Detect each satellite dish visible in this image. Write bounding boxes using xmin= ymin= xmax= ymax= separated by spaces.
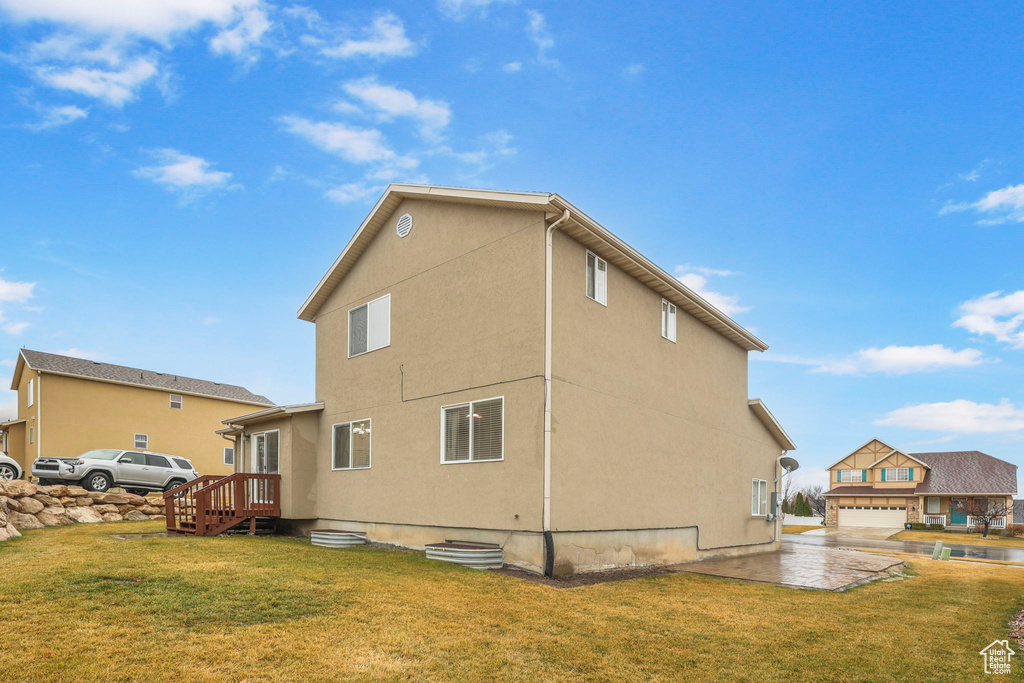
xmin=780 ymin=456 xmax=800 ymax=473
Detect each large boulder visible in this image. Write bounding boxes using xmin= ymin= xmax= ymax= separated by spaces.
xmin=147 ymin=514 xmax=165 ymax=521
xmin=121 ymin=493 xmax=147 ymax=505
xmin=115 ymin=505 xmax=135 ymax=515
xmin=122 ymin=510 xmax=149 ymax=521
xmin=100 ymin=512 xmax=123 ymax=522
xmin=93 ymin=504 xmax=119 ymax=514
xmin=75 ymin=497 xmax=95 ymax=507
xmin=36 ymin=507 xmax=71 ymax=526
xmin=34 ymin=494 xmax=62 ymax=507
xmin=137 ymin=505 xmax=163 ymax=515
xmin=92 ymin=493 xmax=129 ymax=505
xmin=66 ymin=507 xmax=104 ymax=524
xmin=60 ymin=497 xmax=77 ymax=507
xmin=18 ymin=497 xmax=44 ymax=515
xmin=38 ymin=484 xmax=69 ymax=498
xmin=9 ymin=511 xmax=44 ymax=530
xmin=0 ymin=523 xmax=21 ymax=542
xmin=2 ymin=480 xmax=37 ymax=498
xmin=0 ymin=496 xmax=21 ymax=513
xmin=66 ymin=486 xmax=90 ymax=497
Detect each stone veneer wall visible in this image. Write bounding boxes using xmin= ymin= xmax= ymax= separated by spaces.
xmin=825 ymin=498 xmax=838 ymax=526
xmin=0 ymin=480 xmax=165 ymax=542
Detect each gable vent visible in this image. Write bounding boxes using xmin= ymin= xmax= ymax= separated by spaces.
xmin=396 ymin=213 xmax=413 ymax=238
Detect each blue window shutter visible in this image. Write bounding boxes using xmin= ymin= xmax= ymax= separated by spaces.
xmin=836 ymin=470 xmax=841 ymax=482
xmin=909 ymin=467 xmax=914 ymax=481
xmin=862 ymin=469 xmax=867 ymax=482
xmin=881 ymin=469 xmax=886 ymax=482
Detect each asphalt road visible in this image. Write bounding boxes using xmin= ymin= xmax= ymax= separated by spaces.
xmin=784 ymin=533 xmax=1024 ymax=563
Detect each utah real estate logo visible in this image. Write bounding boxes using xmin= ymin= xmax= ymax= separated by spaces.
xmin=980 ymin=640 xmax=1015 ymax=675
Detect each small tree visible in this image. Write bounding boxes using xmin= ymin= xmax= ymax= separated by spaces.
xmin=804 ymin=484 xmax=827 ymax=524
xmin=957 ymin=497 xmax=1011 ymax=538
xmin=796 ymin=494 xmax=813 ymax=517
xmin=781 ymin=498 xmax=790 ymax=514
xmin=793 ymin=492 xmax=805 ymax=516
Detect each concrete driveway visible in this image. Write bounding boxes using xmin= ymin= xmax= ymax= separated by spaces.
xmin=801 ymin=526 xmax=900 ymax=541
xmin=787 ymin=531 xmax=1024 ymax=563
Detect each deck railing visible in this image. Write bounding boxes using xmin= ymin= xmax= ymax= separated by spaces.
xmin=967 ymin=515 xmax=1006 ymax=529
xmin=922 ymin=514 xmax=946 ymax=526
xmin=164 ymin=473 xmax=281 ymax=536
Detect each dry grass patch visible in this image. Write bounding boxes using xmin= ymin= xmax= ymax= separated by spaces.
xmin=1 ymin=521 xmax=1022 ymax=681
xmin=891 ymin=530 xmax=1024 ymax=549
xmin=781 ymin=525 xmax=822 ymax=534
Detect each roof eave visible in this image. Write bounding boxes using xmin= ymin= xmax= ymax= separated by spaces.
xmin=747 ymin=398 xmax=797 ymax=451
xmin=223 ymin=402 xmax=324 ymax=426
xmin=30 ymin=368 xmax=273 ymax=407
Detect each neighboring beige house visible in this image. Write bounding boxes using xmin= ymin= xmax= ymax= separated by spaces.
xmin=220 ymin=184 xmax=796 ymax=576
xmin=825 ymin=438 xmax=1017 ymax=529
xmin=0 ymin=349 xmax=274 ymax=477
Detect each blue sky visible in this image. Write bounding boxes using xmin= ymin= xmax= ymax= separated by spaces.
xmin=1 ymin=1 xmax=1023 ymax=493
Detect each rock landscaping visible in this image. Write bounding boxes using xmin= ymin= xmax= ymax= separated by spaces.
xmin=0 ymin=480 xmax=165 ymax=541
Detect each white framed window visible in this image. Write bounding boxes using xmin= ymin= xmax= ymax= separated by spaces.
xmin=169 ymin=394 xmax=183 ymax=409
xmin=751 ymin=479 xmax=768 ymax=516
xmin=585 ymin=251 xmax=607 ymax=305
xmin=885 ymin=467 xmax=910 ymax=481
xmin=926 ymin=496 xmax=940 ymax=514
xmin=223 ymin=447 xmax=235 ymax=466
xmin=252 ymin=430 xmax=280 ymax=474
xmin=661 ymin=300 xmax=677 ymax=342
xmin=27 ymin=378 xmax=34 ymax=407
xmin=332 ymin=419 xmax=372 ymax=470
xmin=441 ymin=397 xmax=504 ymax=463
xmin=839 ymin=470 xmax=863 ymax=482
xmin=348 ymin=294 xmax=391 ymax=358
xmin=134 ymin=434 xmax=148 ymax=449
xmin=29 ymin=427 xmax=34 ymax=444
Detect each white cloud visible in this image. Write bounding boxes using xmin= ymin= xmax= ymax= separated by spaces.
xmin=624 ymin=63 xmax=645 ymax=77
xmin=278 ymin=115 xmax=415 ymax=167
xmin=3 ymin=322 xmax=29 ymax=335
xmin=0 ymin=279 xmax=36 ymax=303
xmin=941 ymin=183 xmax=1024 ymax=224
xmin=958 ymin=159 xmax=991 ymax=182
xmin=209 ymin=4 xmax=271 ymax=61
xmin=674 ymin=266 xmax=748 ymax=316
xmin=438 ymin=0 xmax=512 ymax=20
xmin=25 ymin=103 xmax=88 ymax=130
xmin=953 ymin=290 xmax=1024 ymax=348
xmin=133 ymin=148 xmax=237 ymax=198
xmin=325 ymin=181 xmax=382 ymax=204
xmin=321 ymin=12 xmax=415 ymax=59
xmin=813 ymin=344 xmax=988 ymax=375
xmin=34 ymin=58 xmax=159 ymax=106
xmin=52 ymin=348 xmax=111 ymax=361
xmin=438 ymin=129 xmax=516 ymax=168
xmin=525 ymin=10 xmax=556 ymax=66
xmin=877 ymin=399 xmax=1024 ymax=434
xmin=503 ymin=61 xmax=522 ymax=72
xmin=342 ymin=77 xmax=451 ymax=140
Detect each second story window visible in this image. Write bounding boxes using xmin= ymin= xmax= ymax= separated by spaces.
xmin=662 ymin=300 xmax=677 ymax=342
xmin=27 ymin=378 xmax=34 ymax=407
xmin=883 ymin=467 xmax=910 ymax=481
xmin=134 ymin=434 xmax=148 ymax=449
xmin=169 ymin=394 xmax=183 ymax=409
xmin=586 ymin=251 xmax=607 ymax=305
xmin=838 ymin=469 xmax=863 ymax=482
xmin=349 ymin=294 xmax=391 ymax=358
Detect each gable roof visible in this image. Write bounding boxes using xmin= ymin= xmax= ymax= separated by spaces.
xmin=912 ymin=451 xmax=1017 ymax=495
xmin=748 ymin=399 xmax=797 ymax=450
xmin=867 ymin=450 xmax=931 ymax=469
xmin=825 ymin=438 xmax=900 ymax=470
xmin=297 ymin=184 xmax=768 ymax=352
xmin=14 ymin=349 xmax=273 ymax=406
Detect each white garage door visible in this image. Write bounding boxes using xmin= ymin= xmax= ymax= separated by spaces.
xmin=838 ymin=506 xmax=906 ymax=528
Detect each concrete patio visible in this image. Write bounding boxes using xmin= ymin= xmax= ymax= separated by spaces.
xmin=676 ymin=544 xmax=905 ymax=591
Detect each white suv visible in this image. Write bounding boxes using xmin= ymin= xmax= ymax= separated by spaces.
xmin=32 ymin=449 xmax=199 ymax=493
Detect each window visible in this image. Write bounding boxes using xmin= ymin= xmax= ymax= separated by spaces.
xmin=223 ymin=447 xmax=234 ymax=466
xmin=332 ymin=419 xmax=372 ymax=470
xmin=27 ymin=378 xmax=34 ymax=407
xmin=926 ymin=497 xmax=940 ymax=514
xmin=884 ymin=467 xmax=910 ymax=481
xmin=29 ymin=427 xmax=33 ymax=444
xmin=134 ymin=434 xmax=148 ymax=449
xmin=661 ymin=300 xmax=677 ymax=342
xmin=169 ymin=394 xmax=183 ymax=409
xmin=751 ymin=479 xmax=768 ymax=516
xmin=253 ymin=431 xmax=279 ymax=474
xmin=839 ymin=470 xmax=863 ymax=482
xmin=173 ymin=458 xmax=193 ymax=470
xmin=585 ymin=251 xmax=607 ymax=305
xmin=121 ymin=452 xmax=146 ymax=464
xmin=146 ymin=454 xmax=170 ymax=468
xmin=442 ymin=397 xmax=503 ymax=463
xmin=349 ymin=294 xmax=391 ymax=358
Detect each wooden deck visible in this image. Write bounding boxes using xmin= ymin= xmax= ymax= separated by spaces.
xmin=164 ymin=473 xmax=280 ymax=536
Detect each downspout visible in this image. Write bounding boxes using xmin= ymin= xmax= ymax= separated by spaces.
xmin=36 ymin=373 xmax=42 ymax=461
xmin=543 ymin=208 xmax=571 ymax=577
xmin=773 ymin=450 xmax=789 ymax=543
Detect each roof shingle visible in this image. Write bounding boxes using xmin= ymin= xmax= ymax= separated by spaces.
xmin=911 ymin=451 xmax=1017 ymax=495
xmin=21 ymin=349 xmax=273 ymax=406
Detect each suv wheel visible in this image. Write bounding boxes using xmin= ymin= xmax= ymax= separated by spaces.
xmin=164 ymin=479 xmax=186 ymax=493
xmin=0 ymin=464 xmax=17 ymax=480
xmin=84 ymin=472 xmax=113 ymax=493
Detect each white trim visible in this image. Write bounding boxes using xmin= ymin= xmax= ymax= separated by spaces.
xmin=585 ymin=251 xmax=608 ymax=306
xmin=26 ymin=378 xmax=34 ymax=407
xmin=134 ymin=433 xmax=148 ymax=449
xmin=440 ymin=396 xmax=505 ymax=464
xmin=222 ymin=402 xmax=324 ymax=426
xmin=747 ymin=399 xmax=797 ymax=451
xmin=839 ymin=469 xmax=864 ymax=483
xmin=169 ymin=393 xmax=183 ymax=409
xmin=331 ymin=418 xmax=372 ymax=470
xmin=250 ymin=428 xmax=281 ymax=474
xmin=884 ymin=467 xmax=910 ymax=482
xmin=347 ymin=293 xmax=391 ymax=359
xmin=868 ymin=450 xmax=930 ymax=469
xmin=752 ymin=479 xmax=768 ymax=516
xmin=661 ymin=299 xmax=677 ymax=342
xmin=825 ymin=438 xmax=899 ymax=470
xmin=223 ymin=446 xmax=235 ymax=466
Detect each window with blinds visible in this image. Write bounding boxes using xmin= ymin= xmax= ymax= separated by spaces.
xmin=442 ymin=397 xmax=503 ymax=463
xmin=661 ymin=300 xmax=677 ymax=342
xmin=169 ymin=394 xmax=183 ymax=409
xmin=586 ymin=251 xmax=607 ymax=305
xmin=349 ymin=294 xmax=390 ymax=358
xmin=333 ymin=419 xmax=372 ymax=469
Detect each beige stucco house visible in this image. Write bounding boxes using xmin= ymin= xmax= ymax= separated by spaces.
xmin=1 ymin=349 xmax=273 ymax=477
xmin=825 ymin=438 xmax=1017 ymax=529
xmin=220 ymin=184 xmax=796 ymax=576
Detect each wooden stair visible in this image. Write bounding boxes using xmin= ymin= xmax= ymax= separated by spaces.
xmin=164 ymin=473 xmax=281 ymax=536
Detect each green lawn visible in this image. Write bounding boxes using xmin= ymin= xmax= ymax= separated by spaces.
xmin=891 ymin=530 xmax=1024 ymax=549
xmin=1 ymin=522 xmax=1022 ymax=682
